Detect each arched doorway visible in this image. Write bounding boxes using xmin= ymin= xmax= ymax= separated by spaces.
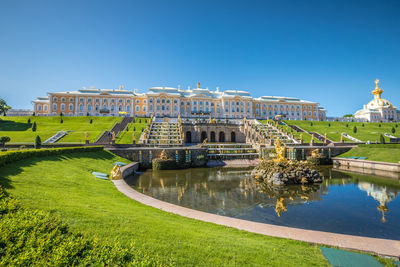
xmin=185 ymin=131 xmax=192 ymax=143
xmin=210 ymin=131 xmax=216 ymax=142
xmin=219 ymin=131 xmax=225 ymax=142
xmin=201 ymin=131 xmax=207 ymax=142
xmin=231 ymin=131 xmax=236 ymax=142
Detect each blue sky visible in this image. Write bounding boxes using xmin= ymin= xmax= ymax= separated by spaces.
xmin=0 ymin=0 xmax=399 ymax=116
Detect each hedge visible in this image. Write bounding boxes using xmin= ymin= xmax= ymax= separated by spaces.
xmin=358 ymin=144 xmax=400 ymax=149
xmin=0 ymin=146 xmax=104 ymax=168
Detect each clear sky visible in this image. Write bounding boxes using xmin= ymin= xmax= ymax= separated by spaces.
xmin=0 ymin=0 xmax=399 ymax=116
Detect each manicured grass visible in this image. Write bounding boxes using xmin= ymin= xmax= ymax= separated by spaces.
xmin=285 ymin=120 xmax=399 ymax=143
xmin=116 ymin=117 xmax=150 ymax=144
xmin=0 ymin=116 xmax=121 ymax=143
xmin=0 ymin=150 xmax=330 ymax=266
xmin=338 ymin=145 xmax=400 ymax=163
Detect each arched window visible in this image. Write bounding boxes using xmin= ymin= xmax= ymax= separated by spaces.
xmin=37 ymin=105 xmax=42 ymax=111
xmin=88 ymin=105 xmax=92 ymax=111
xmin=111 ymin=105 xmax=115 ymax=111
xmin=185 ymin=131 xmax=192 ymax=143
xmin=69 ymin=104 xmax=73 ymax=111
xmin=79 ymin=104 xmax=83 ymax=112
xmin=201 ymin=131 xmax=207 ymax=142
xmin=210 ymin=131 xmax=216 ymax=142
xmin=119 ymin=105 xmax=122 ymax=111
xmin=127 ymin=105 xmax=130 ymax=112
xmin=231 ymin=131 xmax=236 ymax=142
xmin=219 ymin=132 xmax=225 ymax=142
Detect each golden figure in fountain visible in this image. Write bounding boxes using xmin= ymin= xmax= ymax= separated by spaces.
xmin=274 ymin=137 xmax=287 ymax=163
xmin=111 ymin=165 xmax=122 ymax=180
xmin=275 ymin=197 xmax=287 ymax=217
xmin=159 ymin=149 xmax=168 ymax=160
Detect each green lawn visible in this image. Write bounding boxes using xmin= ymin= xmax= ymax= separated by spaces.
xmin=0 ymin=116 xmax=121 ymax=144
xmin=116 ymin=117 xmax=150 ymax=144
xmin=0 ymin=150 xmax=331 ymax=266
xmin=338 ymin=144 xmax=400 ymax=163
xmin=284 ymin=120 xmax=399 ymax=143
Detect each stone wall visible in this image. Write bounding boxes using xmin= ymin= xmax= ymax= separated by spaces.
xmin=108 ymin=147 xmax=208 ymax=170
xmin=182 ymin=123 xmax=245 ymax=143
xmin=333 ymin=158 xmax=400 ymax=174
xmin=259 ymin=146 xmax=352 ymax=161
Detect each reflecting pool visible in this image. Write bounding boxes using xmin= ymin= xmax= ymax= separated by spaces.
xmin=125 ymin=167 xmax=400 ymax=240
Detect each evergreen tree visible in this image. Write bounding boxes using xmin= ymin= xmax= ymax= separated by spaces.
xmin=379 ymin=124 xmax=381 ymax=127
xmin=60 ymin=118 xmax=63 ymax=124
xmin=353 ymin=126 xmax=357 ymax=133
xmin=328 ymin=123 xmax=331 ymax=127
xmin=392 ymin=127 xmax=396 ymax=134
xmin=90 ymin=119 xmax=93 ymax=124
xmin=27 ymin=118 xmax=31 ymax=124
xmin=362 ymin=123 xmax=364 ymax=127
xmin=346 ymin=123 xmax=348 ymax=127
xmin=0 ymin=136 xmax=11 ymax=149
xmin=310 ymin=122 xmax=313 ymax=126
xmin=34 ymin=135 xmax=41 ymax=149
xmin=31 ymin=122 xmax=37 ymax=132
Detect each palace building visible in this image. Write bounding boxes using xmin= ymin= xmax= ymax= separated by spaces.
xmin=32 ymin=83 xmax=326 ymax=120
xmin=354 ymin=79 xmax=399 ymax=122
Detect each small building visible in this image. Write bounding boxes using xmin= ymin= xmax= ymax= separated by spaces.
xmin=6 ymin=109 xmax=33 ymax=116
xmin=354 ymin=79 xmax=399 ymax=122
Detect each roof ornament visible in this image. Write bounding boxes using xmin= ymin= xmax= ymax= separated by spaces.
xmin=90 ymin=86 xmax=95 ymax=89
xmin=371 ymin=78 xmax=383 ymax=99
xmin=197 ymin=82 xmax=200 ymax=88
xmin=216 ymin=87 xmax=219 ymax=92
xmin=119 ymin=85 xmax=124 ymax=90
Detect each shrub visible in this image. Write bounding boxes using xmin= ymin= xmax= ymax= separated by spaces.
xmin=31 ymin=122 xmax=37 ymax=132
xmin=379 ymin=134 xmax=385 ymax=144
xmin=60 ymin=112 xmax=63 ymax=116
xmin=362 ymin=123 xmax=364 ymax=127
xmin=0 ymin=187 xmax=164 ymax=266
xmin=391 ymin=127 xmax=395 ymax=134
xmin=353 ymin=126 xmax=357 ymax=134
xmin=34 ymin=135 xmax=41 ymax=149
xmin=379 ymin=124 xmax=381 ymax=128
xmin=310 ymin=122 xmax=313 ymax=126
xmin=0 ymin=136 xmax=11 ymax=148
xmin=60 ymin=118 xmax=63 ymax=124
xmin=346 ymin=124 xmax=348 ymax=127
xmin=0 ymin=146 xmax=104 ymax=168
xmin=90 ymin=119 xmax=93 ymax=124
xmin=27 ymin=118 xmax=31 ymax=124
xmin=328 ymin=123 xmax=331 ymax=127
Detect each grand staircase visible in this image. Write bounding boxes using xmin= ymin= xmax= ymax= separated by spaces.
xmin=95 ymin=117 xmax=133 ymax=144
xmin=145 ymin=119 xmax=183 ymax=147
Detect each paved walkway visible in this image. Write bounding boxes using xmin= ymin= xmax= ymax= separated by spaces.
xmin=113 ymin=179 xmax=400 ymax=257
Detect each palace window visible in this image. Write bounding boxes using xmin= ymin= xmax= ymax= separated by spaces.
xmin=162 ymin=105 xmax=165 ymax=111
xmin=127 ymin=105 xmax=130 ymax=112
xmin=174 ymin=100 xmax=177 ymax=104
xmin=136 ymin=99 xmax=139 ymax=104
xmin=149 ymin=98 xmax=153 ymax=103
xmin=225 ymin=108 xmax=228 ymax=112
xmin=69 ymin=104 xmax=73 ymax=111
xmin=181 ymin=102 xmax=184 ymax=105
xmin=95 ymin=105 xmax=99 ymax=111
xmin=69 ymin=98 xmax=74 ymax=102
xmin=162 ymin=99 xmax=165 ymax=104
xmin=88 ymin=98 xmax=92 ymax=103
xmin=37 ymin=105 xmax=41 ymax=111
xmin=187 ymin=102 xmax=190 ymax=105
xmin=206 ymin=101 xmax=209 ymax=105
xmin=53 ymin=104 xmax=57 ymax=110
xmin=149 ymin=105 xmax=153 ymax=111
xmin=194 ymin=101 xmax=197 ymax=105
xmin=135 ymin=106 xmax=139 ymax=112
xmin=174 ymin=106 xmax=178 ymax=111
xmin=103 ymin=99 xmax=107 ymax=104
xmin=157 ymin=105 xmax=160 ymax=111
xmin=53 ymin=97 xmax=58 ymax=102
xmin=181 ymin=107 xmax=184 ymax=113
xmin=79 ymin=105 xmax=83 ymax=112
xmin=61 ymin=97 xmax=66 ymax=102
xmin=200 ymin=101 xmax=203 ymax=105
xmin=103 ymin=105 xmax=107 ymax=110
xmin=166 ymin=99 xmax=170 ymax=104
xmin=157 ymin=99 xmax=160 ymax=103
xmin=88 ymin=105 xmax=92 ymax=111
xmin=211 ymin=103 xmax=214 ymax=107
xmin=95 ymin=99 xmax=99 ymax=103
xmin=143 ymin=100 xmax=147 ymax=104
xmin=119 ymin=99 xmax=123 ymax=103
xmin=111 ymin=105 xmax=115 ymax=111
xmin=119 ymin=105 xmax=123 ymax=111
xmin=186 ymin=107 xmax=190 ymax=113
xmin=127 ymin=100 xmax=130 ymax=104
xmin=143 ymin=106 xmax=146 ymax=112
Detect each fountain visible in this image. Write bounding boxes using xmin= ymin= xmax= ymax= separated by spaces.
xmin=252 ymin=137 xmax=322 ymax=185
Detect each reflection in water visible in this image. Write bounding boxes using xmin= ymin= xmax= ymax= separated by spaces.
xmin=358 ymin=182 xmax=398 ymax=223
xmin=127 ymin=167 xmax=400 ymax=239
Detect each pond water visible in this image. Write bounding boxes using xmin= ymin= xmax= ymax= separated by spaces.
xmin=126 ymin=167 xmax=400 ymax=240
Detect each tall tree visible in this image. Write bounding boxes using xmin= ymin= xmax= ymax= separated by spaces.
xmin=0 ymin=99 xmax=11 ymax=116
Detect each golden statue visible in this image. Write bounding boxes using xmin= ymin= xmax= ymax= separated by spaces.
xmin=274 ymin=137 xmax=286 ymax=163
xmin=340 ymin=134 xmax=344 ymax=142
xmin=202 ymin=138 xmax=208 ymax=145
xmin=132 ymin=132 xmax=136 ymax=142
xmin=377 ymin=203 xmax=388 ymax=223
xmin=299 ymin=133 xmax=303 ymax=142
xmin=112 ymin=131 xmax=116 ymax=141
xmin=197 ymin=82 xmax=200 ymax=88
xmin=111 ymin=165 xmax=122 ymax=180
xmin=311 ymin=133 xmax=314 ymax=142
xmin=159 ymin=149 xmax=168 ymax=160
xmin=324 ymin=133 xmax=327 ymax=143
xmin=85 ymin=131 xmax=89 ymax=141
xmin=311 ymin=148 xmax=321 ymax=158
xmin=275 ymin=197 xmax=287 ymax=217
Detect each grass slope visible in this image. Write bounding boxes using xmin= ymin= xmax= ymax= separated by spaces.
xmin=285 ymin=120 xmax=399 ymax=143
xmin=116 ymin=117 xmax=150 ymax=144
xmin=338 ymin=145 xmax=400 ymax=163
xmin=0 ymin=150 xmax=329 ymax=266
xmin=0 ymin=116 xmax=121 ymax=143
xmin=259 ymin=120 xmax=317 ymax=143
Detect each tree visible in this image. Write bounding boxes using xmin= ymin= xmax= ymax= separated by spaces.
xmin=362 ymin=123 xmax=364 ymax=127
xmin=34 ymin=135 xmax=41 ymax=149
xmin=0 ymin=136 xmax=11 ymax=149
xmin=379 ymin=124 xmax=381 ymax=128
xmin=60 ymin=112 xmax=63 ymax=117
xmin=27 ymin=118 xmax=31 ymax=124
xmin=392 ymin=127 xmax=396 ymax=134
xmin=346 ymin=124 xmax=348 ymax=127
xmin=0 ymin=99 xmax=11 ymax=116
xmin=310 ymin=122 xmax=313 ymax=126
xmin=31 ymin=122 xmax=37 ymax=132
xmin=90 ymin=119 xmax=93 ymax=124
xmin=379 ymin=134 xmax=385 ymax=144
xmin=60 ymin=118 xmax=63 ymax=124
xmin=353 ymin=126 xmax=357 ymax=134
xmin=328 ymin=123 xmax=331 ymax=127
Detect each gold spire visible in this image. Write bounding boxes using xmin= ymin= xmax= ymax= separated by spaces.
xmin=371 ymin=78 xmax=383 ymax=99
xmin=197 ymin=82 xmax=200 ymax=88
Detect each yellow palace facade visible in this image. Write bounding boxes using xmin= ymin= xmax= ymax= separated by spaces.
xmin=32 ymin=83 xmax=326 ymax=120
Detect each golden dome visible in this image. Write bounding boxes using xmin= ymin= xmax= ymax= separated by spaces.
xmin=367 ymin=79 xmax=393 ymax=109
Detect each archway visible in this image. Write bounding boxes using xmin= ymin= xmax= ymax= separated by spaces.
xmin=210 ymin=131 xmax=216 ymax=142
xmin=185 ymin=131 xmax=192 ymax=143
xmin=231 ymin=131 xmax=236 ymax=142
xmin=201 ymin=131 xmax=207 ymax=142
xmin=219 ymin=131 xmax=225 ymax=142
